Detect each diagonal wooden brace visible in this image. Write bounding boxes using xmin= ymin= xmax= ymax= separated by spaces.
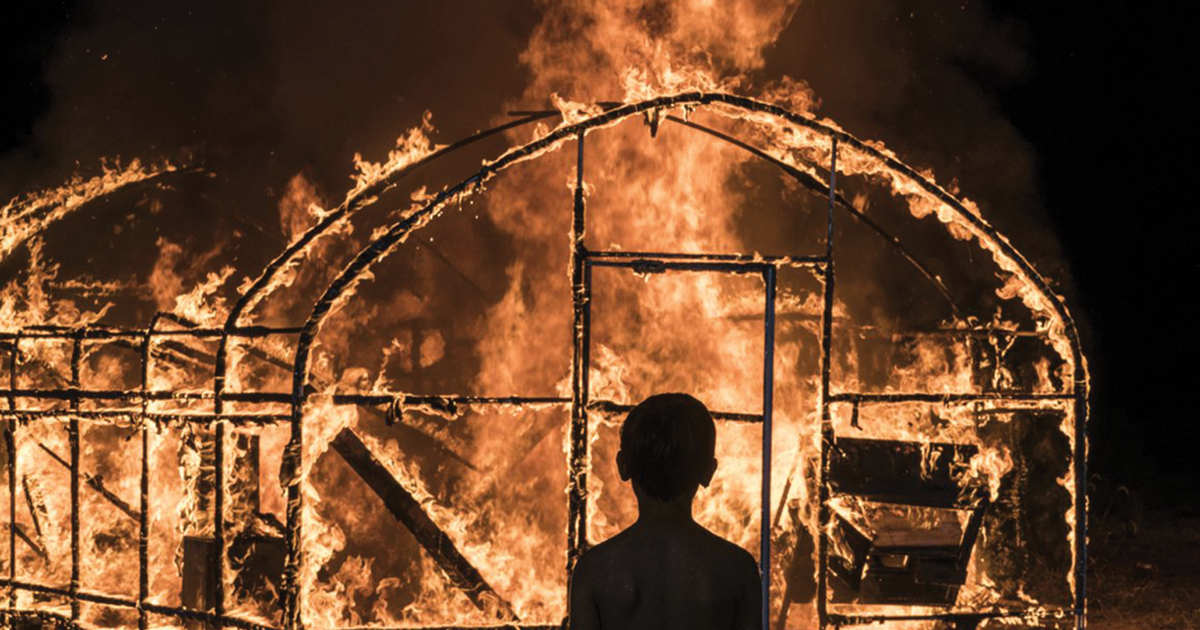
xmin=330 ymin=428 xmax=518 ymax=622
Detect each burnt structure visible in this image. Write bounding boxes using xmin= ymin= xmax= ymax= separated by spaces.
xmin=0 ymin=93 xmax=1087 ymax=630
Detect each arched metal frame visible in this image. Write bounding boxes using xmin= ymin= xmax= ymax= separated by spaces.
xmin=0 ymin=92 xmax=1087 ymax=630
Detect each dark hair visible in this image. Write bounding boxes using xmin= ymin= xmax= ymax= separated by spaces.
xmin=620 ymin=393 xmax=716 ymax=501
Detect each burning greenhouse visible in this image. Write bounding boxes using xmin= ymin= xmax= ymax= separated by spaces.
xmin=0 ymin=2 xmax=1097 ymax=629
xmin=0 ymin=90 xmax=1086 ymax=630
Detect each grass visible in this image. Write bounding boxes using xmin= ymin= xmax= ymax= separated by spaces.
xmin=1087 ymin=476 xmax=1200 ymax=630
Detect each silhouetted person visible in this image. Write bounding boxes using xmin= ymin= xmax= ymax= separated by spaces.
xmin=569 ymin=393 xmax=761 ymax=630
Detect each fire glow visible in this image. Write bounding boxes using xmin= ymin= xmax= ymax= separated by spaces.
xmin=1 ymin=6 xmax=1085 ymax=630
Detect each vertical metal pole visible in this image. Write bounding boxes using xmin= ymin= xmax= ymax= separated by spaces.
xmin=1075 ymin=389 xmax=1088 ymax=630
xmin=138 ymin=320 xmax=155 ymax=630
xmin=69 ymin=335 xmax=82 ymax=621
xmin=761 ymin=266 xmax=776 ymax=630
xmin=213 ymin=420 xmax=227 ymax=620
xmin=5 ymin=335 xmax=17 ymax=409
xmin=4 ymin=420 xmax=13 ymax=611
xmin=567 ymin=131 xmax=591 ymax=574
xmin=285 ymin=348 xmax=306 ymax=630
xmin=213 ymin=326 xmax=231 ymax=622
xmin=817 ymin=136 xmax=837 ymax=630
xmin=6 ymin=334 xmax=18 ymax=611
xmin=283 ymin=428 xmax=301 ymax=629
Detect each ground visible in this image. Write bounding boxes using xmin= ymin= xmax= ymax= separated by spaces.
xmin=1087 ymin=474 xmax=1200 ymax=630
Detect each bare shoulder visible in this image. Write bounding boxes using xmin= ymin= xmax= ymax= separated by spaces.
xmin=569 ymin=542 xmax=610 ymax=630
xmin=699 ymin=528 xmax=759 ymax=574
xmin=570 ymin=543 xmax=603 ymax=585
xmin=573 ymin=529 xmax=633 ymax=577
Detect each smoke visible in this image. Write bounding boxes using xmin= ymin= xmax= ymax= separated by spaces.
xmin=0 ymin=0 xmax=1068 ymax=307
xmin=759 ymin=1 xmax=1062 ymax=272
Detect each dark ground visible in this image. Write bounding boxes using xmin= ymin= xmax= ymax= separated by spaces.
xmin=1088 ymin=475 xmax=1200 ymax=629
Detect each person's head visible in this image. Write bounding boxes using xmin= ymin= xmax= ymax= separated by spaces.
xmin=616 ymin=393 xmax=718 ymax=503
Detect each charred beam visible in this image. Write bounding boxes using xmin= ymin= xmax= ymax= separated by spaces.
xmin=586 ymin=249 xmax=822 ymax=266
xmin=587 ymin=398 xmax=762 ymax=423
xmin=155 ymin=339 xmax=219 ymax=367
xmin=36 ymin=441 xmax=140 ymax=520
xmin=4 ymin=420 xmax=14 ymax=609
xmin=0 ymin=409 xmax=292 ymax=425
xmin=138 ymin=316 xmax=155 ymax=630
xmin=0 ymin=579 xmax=280 ymax=630
xmin=0 ymin=324 xmax=300 ymax=342
xmin=330 ymin=428 xmax=518 ymax=622
xmin=3 ymin=523 xmax=47 ymax=560
xmin=345 ymin=393 xmax=569 ymax=407
xmin=567 ymin=131 xmax=591 ymax=570
xmin=68 ymin=336 xmax=81 ymax=622
xmin=0 ymin=388 xmax=283 ymax=402
xmin=825 ymin=611 xmax=1032 ymax=626
xmin=829 ymin=392 xmax=1075 ymax=404
xmin=21 ymin=476 xmax=48 ymax=546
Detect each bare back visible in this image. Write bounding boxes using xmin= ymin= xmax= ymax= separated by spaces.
xmin=568 ymin=520 xmax=761 ymax=630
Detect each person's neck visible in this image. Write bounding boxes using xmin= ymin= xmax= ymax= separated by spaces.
xmin=632 ymin=485 xmax=698 ymax=527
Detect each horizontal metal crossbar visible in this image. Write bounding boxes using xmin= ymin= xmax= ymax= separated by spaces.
xmin=3 ymin=389 xmax=1076 ymax=416
xmin=0 ymin=579 xmax=277 ymax=630
xmin=825 ymin=609 xmax=1071 ymax=625
xmin=586 ymin=249 xmax=826 ymax=267
xmin=337 ymin=393 xmax=571 ymax=407
xmin=0 ymin=388 xmax=289 ymax=402
xmin=587 ymin=399 xmax=762 ymax=423
xmin=587 ymin=257 xmax=779 ymax=275
xmin=0 ymin=409 xmax=292 ymax=424
xmin=828 ymin=392 xmax=1077 ymax=404
xmin=326 ymin=626 xmax=563 ymax=630
xmin=2 ymin=389 xmax=575 ymax=408
xmin=0 ymin=325 xmax=301 ymax=342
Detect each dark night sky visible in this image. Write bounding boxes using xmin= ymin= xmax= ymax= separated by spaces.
xmin=987 ymin=3 xmax=1197 ymax=494
xmin=1 ymin=1 xmax=1195 ymax=496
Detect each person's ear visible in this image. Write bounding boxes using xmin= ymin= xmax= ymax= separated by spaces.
xmin=617 ymin=450 xmax=631 ymax=481
xmin=699 ymin=457 xmax=717 ymax=487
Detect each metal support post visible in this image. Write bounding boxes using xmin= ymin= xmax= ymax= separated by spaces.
xmin=567 ymin=131 xmax=592 ymax=573
xmin=817 ymin=136 xmax=837 ymax=629
xmin=761 ymin=266 xmax=776 ymax=630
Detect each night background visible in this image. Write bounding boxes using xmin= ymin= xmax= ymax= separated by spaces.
xmin=2 ymin=0 xmax=1196 ymax=626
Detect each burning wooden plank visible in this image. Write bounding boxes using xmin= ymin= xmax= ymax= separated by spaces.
xmin=827 ymin=437 xmax=980 ymax=509
xmin=36 ymin=441 xmax=140 ymax=520
xmin=329 ymin=427 xmax=518 ymax=622
xmin=824 ymin=437 xmax=992 ymax=606
xmin=3 ymin=522 xmax=47 ymax=560
xmin=21 ymin=475 xmax=49 ymax=547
